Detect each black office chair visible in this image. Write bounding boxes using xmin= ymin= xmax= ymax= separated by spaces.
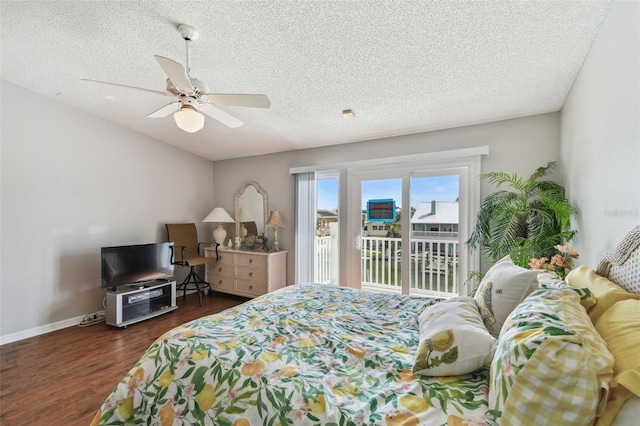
xmin=166 ymin=223 xmax=218 ymax=306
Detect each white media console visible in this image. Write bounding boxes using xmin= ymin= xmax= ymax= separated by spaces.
xmin=105 ymin=279 xmax=177 ymax=327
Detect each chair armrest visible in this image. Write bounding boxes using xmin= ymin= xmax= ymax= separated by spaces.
xmin=200 ymin=242 xmax=220 ymax=260
xmin=197 ymin=242 xmax=216 ymax=255
xmin=171 ymin=245 xmax=188 ymax=266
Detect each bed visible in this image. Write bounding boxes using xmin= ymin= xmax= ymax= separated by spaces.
xmin=92 ymin=226 xmax=640 ymax=426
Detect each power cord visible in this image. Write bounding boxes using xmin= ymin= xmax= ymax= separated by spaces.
xmin=79 ymin=311 xmax=105 ymax=327
xmin=78 ymin=297 xmax=107 ymax=327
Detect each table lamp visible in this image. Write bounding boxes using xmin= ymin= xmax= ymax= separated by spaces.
xmin=203 ymin=207 xmax=235 ymax=245
xmin=266 ymin=210 xmax=285 ymax=251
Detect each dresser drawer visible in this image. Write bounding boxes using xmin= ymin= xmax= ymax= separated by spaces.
xmin=236 ymin=266 xmax=266 ymax=281
xmin=212 ymin=262 xmax=235 ymax=277
xmin=211 ymin=276 xmax=234 ymax=292
xmin=217 ymin=252 xmax=236 ymax=265
xmin=236 ymin=279 xmax=266 ymax=296
xmin=236 ymin=254 xmax=267 ymax=268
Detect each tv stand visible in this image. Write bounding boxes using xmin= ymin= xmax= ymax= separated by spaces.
xmin=105 ymin=280 xmax=177 ymax=328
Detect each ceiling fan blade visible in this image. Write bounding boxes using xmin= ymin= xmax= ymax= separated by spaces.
xmin=203 ymin=93 xmax=271 ymax=109
xmin=154 ymin=55 xmax=194 ymax=94
xmin=148 ymin=102 xmax=180 ymax=118
xmin=200 ymin=104 xmax=244 ymax=128
xmin=81 ymin=79 xmax=172 ymax=97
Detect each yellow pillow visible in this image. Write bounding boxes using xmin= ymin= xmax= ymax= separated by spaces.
xmin=595 ymin=299 xmax=640 ymax=426
xmin=566 ymin=266 xmax=640 ymax=323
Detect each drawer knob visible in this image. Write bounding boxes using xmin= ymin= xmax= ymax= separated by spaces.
xmin=249 ymin=259 xmax=253 ymax=264
xmin=249 ymin=285 xmax=253 ymax=290
xmin=218 ymin=280 xmax=222 ymax=284
xmin=249 ymin=272 xmax=253 ymax=277
xmin=218 ymin=267 xmax=222 ymax=272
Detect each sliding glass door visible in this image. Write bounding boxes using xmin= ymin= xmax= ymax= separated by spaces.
xmin=350 ymin=167 xmax=467 ymax=297
xmin=408 ymin=172 xmax=462 ymax=297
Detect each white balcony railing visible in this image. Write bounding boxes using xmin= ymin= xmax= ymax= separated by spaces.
xmin=315 ymin=235 xmax=459 ymax=297
xmin=314 ymin=235 xmax=332 ymax=284
xmin=410 ymin=230 xmax=459 ymax=239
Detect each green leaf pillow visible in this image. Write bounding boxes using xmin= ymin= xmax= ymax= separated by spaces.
xmin=538 ymin=275 xmax=596 ymax=311
xmin=488 ymin=288 xmax=614 ymax=425
xmin=413 ymin=297 xmax=497 ymax=376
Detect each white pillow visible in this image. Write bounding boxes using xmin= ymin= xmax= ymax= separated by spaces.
xmin=473 ymin=255 xmax=538 ymax=337
xmin=611 ymin=396 xmax=640 ymax=426
xmin=412 ymin=297 xmax=497 ymax=376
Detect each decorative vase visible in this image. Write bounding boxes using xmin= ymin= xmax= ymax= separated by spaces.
xmin=244 ymin=235 xmax=256 ymax=249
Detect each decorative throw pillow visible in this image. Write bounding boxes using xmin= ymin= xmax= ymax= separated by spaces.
xmin=607 ymin=248 xmax=640 ymax=295
xmin=413 ymin=297 xmax=497 ymax=376
xmin=473 ymin=255 xmax=538 ymax=337
xmin=609 ymin=396 xmax=640 ymax=426
xmin=489 ymin=288 xmax=614 ymax=426
xmin=538 ymin=276 xmax=597 ymax=311
xmin=594 ymin=299 xmax=640 ymax=426
xmin=566 ymin=265 xmax=640 ymax=323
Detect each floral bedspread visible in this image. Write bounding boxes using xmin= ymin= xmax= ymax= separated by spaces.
xmin=94 ymin=284 xmax=490 ymax=425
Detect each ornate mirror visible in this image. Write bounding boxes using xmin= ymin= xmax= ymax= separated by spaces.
xmin=234 ymin=181 xmax=268 ymax=240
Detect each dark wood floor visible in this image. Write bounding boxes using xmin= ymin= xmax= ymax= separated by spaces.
xmin=0 ymin=291 xmax=247 ymax=426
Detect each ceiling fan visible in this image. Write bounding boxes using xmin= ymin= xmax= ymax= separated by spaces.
xmin=82 ymin=24 xmax=270 ymax=133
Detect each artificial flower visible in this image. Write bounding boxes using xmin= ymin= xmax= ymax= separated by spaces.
xmin=555 ymin=243 xmax=579 ymax=259
xmin=529 ymin=243 xmax=579 ymax=279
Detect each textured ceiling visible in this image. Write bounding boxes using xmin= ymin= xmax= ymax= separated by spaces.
xmin=1 ymin=1 xmax=612 ymax=161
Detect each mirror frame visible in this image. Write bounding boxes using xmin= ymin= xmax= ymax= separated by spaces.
xmin=234 ymin=181 xmax=268 ymax=240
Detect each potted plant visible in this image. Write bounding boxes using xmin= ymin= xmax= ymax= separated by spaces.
xmin=466 ymin=162 xmax=577 ymax=273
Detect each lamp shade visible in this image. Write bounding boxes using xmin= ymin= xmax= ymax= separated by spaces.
xmin=266 ymin=210 xmax=285 ymax=227
xmin=203 ymin=207 xmax=235 ymax=223
xmin=174 ymin=106 xmax=205 ymax=133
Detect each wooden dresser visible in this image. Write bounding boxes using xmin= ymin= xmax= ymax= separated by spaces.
xmin=204 ymin=247 xmax=287 ymax=298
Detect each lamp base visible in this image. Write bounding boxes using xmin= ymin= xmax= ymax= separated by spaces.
xmin=271 ymin=228 xmax=280 ymax=252
xmin=213 ymin=224 xmax=227 ymax=245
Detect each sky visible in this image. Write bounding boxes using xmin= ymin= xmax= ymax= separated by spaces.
xmin=317 ymin=175 xmax=459 ymax=210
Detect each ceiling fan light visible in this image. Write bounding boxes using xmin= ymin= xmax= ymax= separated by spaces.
xmin=174 ymin=107 xmax=204 ymax=133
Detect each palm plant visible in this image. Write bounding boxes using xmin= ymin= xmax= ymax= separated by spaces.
xmin=466 ymin=162 xmax=577 ymax=268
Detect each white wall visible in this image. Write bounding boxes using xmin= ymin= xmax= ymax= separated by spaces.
xmin=561 ymin=0 xmax=640 ymax=267
xmin=0 ymin=81 xmax=216 ymax=341
xmin=213 ymin=112 xmax=561 ymax=282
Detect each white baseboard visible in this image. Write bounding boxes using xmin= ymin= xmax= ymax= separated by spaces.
xmin=0 ymin=287 xmax=200 ymax=345
xmin=0 ymin=309 xmax=107 ymax=346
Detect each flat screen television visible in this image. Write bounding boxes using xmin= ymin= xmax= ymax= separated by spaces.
xmin=101 ymin=242 xmax=174 ymax=289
